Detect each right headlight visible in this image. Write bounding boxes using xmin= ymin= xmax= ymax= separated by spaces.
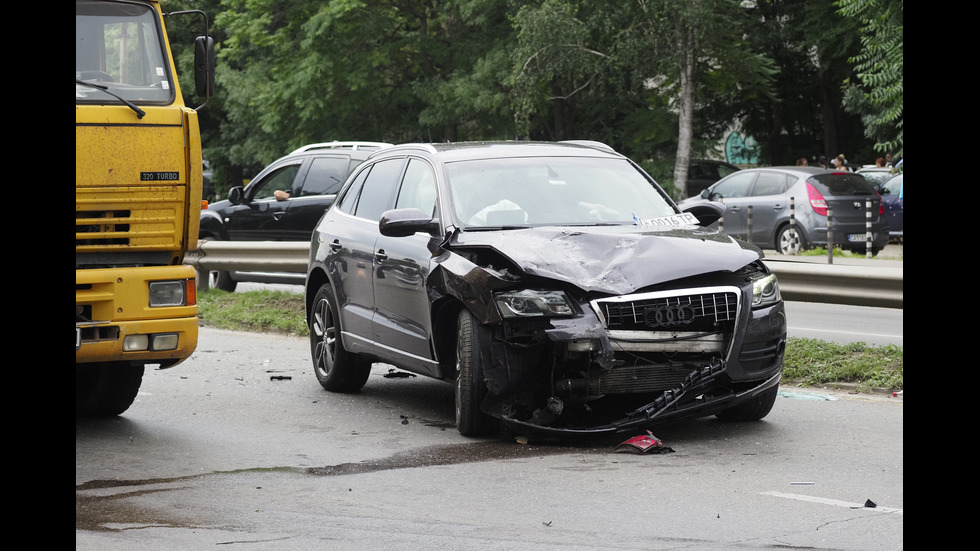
xmin=493 ymin=289 xmax=576 ymax=318
xmin=750 ymin=272 xmax=781 ymax=308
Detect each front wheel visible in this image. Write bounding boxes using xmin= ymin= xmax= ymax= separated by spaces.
xmin=455 ymin=309 xmax=498 ymax=436
xmin=309 ymin=284 xmax=371 ymax=392
xmin=76 ymin=362 xmax=145 ymax=416
xmin=776 ymin=225 xmax=806 ymax=255
xmin=716 ymin=385 xmax=778 ymax=422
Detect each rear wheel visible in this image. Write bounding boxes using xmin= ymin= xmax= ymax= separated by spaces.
xmin=309 ymin=284 xmax=371 ymax=392
xmin=455 ymin=309 xmax=497 ymax=436
xmin=717 ymin=385 xmax=778 ymax=422
xmin=776 ymin=225 xmax=806 ymax=255
xmin=76 ymin=362 xmax=145 ymax=416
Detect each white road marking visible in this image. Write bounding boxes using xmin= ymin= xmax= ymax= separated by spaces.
xmin=762 ymin=491 xmax=903 ymax=514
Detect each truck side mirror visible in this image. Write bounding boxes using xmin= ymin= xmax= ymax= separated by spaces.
xmin=194 ymin=36 xmax=215 ymax=98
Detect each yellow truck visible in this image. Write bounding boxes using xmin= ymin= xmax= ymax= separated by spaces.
xmin=76 ymin=0 xmax=214 ymax=415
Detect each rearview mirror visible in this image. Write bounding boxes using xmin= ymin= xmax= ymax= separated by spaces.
xmin=194 ymin=36 xmax=216 ymax=98
xmin=680 ymin=201 xmax=727 ymax=227
xmin=379 ymin=208 xmax=440 ymax=237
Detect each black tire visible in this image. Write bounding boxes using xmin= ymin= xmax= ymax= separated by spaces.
xmin=716 ymin=385 xmax=778 ymax=422
xmin=210 ymin=269 xmax=237 ymax=292
xmin=776 ymin=225 xmax=806 ymax=255
xmin=455 ymin=309 xmax=497 ymax=436
xmin=76 ymin=362 xmax=145 ymax=416
xmin=309 ymin=284 xmax=371 ymax=392
xmin=199 ymin=236 xmax=237 ymax=292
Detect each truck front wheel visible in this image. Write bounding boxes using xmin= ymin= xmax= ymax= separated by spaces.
xmin=76 ymin=362 xmax=145 ymax=416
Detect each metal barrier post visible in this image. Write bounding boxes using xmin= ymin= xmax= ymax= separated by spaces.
xmin=747 ymin=205 xmax=753 ymax=243
xmin=788 ymin=197 xmax=797 ymax=255
xmin=718 ymin=198 xmax=724 ymax=234
xmin=865 ymin=199 xmax=873 ymax=259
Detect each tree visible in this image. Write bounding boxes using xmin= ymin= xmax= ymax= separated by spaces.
xmin=838 ymin=0 xmax=903 ymax=155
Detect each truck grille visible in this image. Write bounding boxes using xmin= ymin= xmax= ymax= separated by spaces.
xmin=75 ymin=186 xmax=186 ymax=251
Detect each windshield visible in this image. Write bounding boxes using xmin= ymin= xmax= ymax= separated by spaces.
xmin=75 ymin=0 xmax=174 ymax=104
xmin=808 ymin=172 xmax=877 ymax=196
xmin=446 ymin=156 xmax=677 ymax=229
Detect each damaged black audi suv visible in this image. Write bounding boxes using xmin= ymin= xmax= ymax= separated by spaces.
xmin=304 ymin=141 xmax=786 ymax=438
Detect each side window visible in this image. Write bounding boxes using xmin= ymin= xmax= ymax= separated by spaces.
xmin=717 ymin=165 xmax=739 ymax=179
xmin=395 ymin=159 xmax=438 ymax=216
xmin=711 ymin=171 xmax=755 ymax=199
xmin=300 ymin=156 xmax=352 ymax=196
xmin=335 ymin=166 xmax=369 ymax=215
xmin=251 ymin=164 xmax=301 ymax=200
xmin=352 ymin=158 xmax=404 ymax=221
xmin=751 ymin=172 xmax=787 ymax=196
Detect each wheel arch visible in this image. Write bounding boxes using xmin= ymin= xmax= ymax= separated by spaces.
xmin=774 ymin=220 xmax=809 ymax=250
xmin=431 ymin=297 xmax=466 ymax=380
xmin=305 ymin=266 xmax=331 ymax=323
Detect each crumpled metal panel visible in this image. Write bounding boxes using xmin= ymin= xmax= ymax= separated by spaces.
xmin=449 ymin=225 xmax=762 ymax=295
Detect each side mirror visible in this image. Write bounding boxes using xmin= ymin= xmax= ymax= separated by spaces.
xmin=194 ymin=36 xmax=215 ymax=98
xmin=681 ymin=201 xmax=726 ymax=227
xmin=379 ymin=208 xmax=440 ymax=237
xmin=228 ymin=186 xmax=244 ymax=205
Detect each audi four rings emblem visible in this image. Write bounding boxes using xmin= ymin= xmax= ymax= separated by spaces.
xmin=643 ymin=304 xmax=696 ymax=328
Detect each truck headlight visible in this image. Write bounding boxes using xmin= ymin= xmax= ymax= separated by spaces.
xmin=750 ymin=273 xmax=781 ymax=308
xmin=494 ymin=289 xmax=575 ymax=318
xmin=149 ymin=280 xmax=186 ymax=307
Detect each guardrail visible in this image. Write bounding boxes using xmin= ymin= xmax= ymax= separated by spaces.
xmin=186 ymin=240 xmax=903 ymax=309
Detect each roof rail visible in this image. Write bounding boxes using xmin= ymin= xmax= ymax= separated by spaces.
xmin=290 ymin=141 xmax=393 ymax=154
xmin=372 ymin=143 xmax=438 ymax=155
xmin=559 ymin=140 xmax=615 ymax=152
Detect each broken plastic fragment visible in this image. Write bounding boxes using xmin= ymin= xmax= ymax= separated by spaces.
xmin=615 ymin=431 xmax=675 ymax=454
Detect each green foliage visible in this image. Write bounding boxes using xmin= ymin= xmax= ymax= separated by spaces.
xmin=837 ymin=0 xmax=903 ymax=155
xmin=199 ymin=289 xmax=309 ymax=335
xmin=182 ymin=0 xmax=901 ymax=188
xmin=783 ymin=337 xmax=903 ymax=391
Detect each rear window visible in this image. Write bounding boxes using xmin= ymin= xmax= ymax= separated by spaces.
xmin=808 ymin=173 xmax=877 ymax=196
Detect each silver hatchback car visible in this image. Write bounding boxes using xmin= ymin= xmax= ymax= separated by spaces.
xmin=678 ymin=166 xmax=889 ymax=255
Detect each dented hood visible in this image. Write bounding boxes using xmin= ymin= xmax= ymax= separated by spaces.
xmin=449 ymin=225 xmax=762 ymax=295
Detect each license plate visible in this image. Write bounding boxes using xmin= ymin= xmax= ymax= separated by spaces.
xmin=76 ymin=327 xmax=81 ymax=350
xmin=847 ymin=234 xmax=868 ymax=242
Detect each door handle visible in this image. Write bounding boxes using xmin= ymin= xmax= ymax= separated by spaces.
xmin=375 ymin=249 xmax=388 ymax=263
xmin=329 ymin=239 xmax=341 ymax=251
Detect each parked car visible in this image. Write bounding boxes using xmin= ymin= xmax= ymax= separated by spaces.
xmin=677 ymin=166 xmax=889 ymax=256
xmin=200 ymin=141 xmax=392 ymax=290
xmin=877 ymin=173 xmax=903 ymax=242
xmin=855 ymin=166 xmax=893 ymax=186
xmin=686 ymin=159 xmax=741 ymax=197
xmin=305 ymin=141 xmax=786 ymax=439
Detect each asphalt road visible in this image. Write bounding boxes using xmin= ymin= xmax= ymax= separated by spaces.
xmin=76 ymin=326 xmax=904 ymax=551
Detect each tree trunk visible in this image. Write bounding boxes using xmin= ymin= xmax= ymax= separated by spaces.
xmin=672 ymin=25 xmax=696 ymax=199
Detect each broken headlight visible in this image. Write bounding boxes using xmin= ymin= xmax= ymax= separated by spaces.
xmin=750 ymin=272 xmax=782 ymax=308
xmin=493 ymin=289 xmax=575 ymax=318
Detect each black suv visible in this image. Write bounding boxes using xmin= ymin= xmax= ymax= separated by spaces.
xmin=200 ymin=142 xmax=392 ymax=290
xmin=305 ymin=141 xmax=786 ymax=439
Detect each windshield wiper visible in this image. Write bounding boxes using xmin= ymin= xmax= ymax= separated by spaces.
xmin=76 ymin=79 xmax=146 ymax=119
